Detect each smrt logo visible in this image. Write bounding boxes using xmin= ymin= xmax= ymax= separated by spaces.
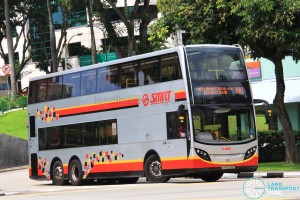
xmin=142 ymin=90 xmax=172 ymax=106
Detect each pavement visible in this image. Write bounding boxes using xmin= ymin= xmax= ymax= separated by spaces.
xmin=222 ymin=171 xmax=300 ymax=179
xmin=0 ymin=165 xmax=28 ymax=173
xmin=0 ymin=166 xmax=299 ymax=196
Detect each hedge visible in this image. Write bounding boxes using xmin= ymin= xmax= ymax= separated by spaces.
xmin=0 ymin=95 xmax=27 ymax=112
xmin=258 ymin=130 xmax=300 ymax=162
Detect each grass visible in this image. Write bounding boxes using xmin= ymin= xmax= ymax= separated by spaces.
xmin=256 ymin=115 xmax=269 ymax=131
xmin=258 ymin=162 xmax=300 ymax=171
xmin=0 ymin=109 xmax=28 ymax=140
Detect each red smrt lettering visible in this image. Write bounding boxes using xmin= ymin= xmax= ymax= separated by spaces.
xmin=150 ymin=90 xmax=172 ymax=105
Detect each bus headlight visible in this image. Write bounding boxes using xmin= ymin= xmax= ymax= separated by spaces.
xmin=244 ymin=146 xmax=257 ymax=160
xmin=195 ymin=148 xmax=211 ymax=161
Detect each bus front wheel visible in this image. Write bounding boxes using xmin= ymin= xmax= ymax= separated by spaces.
xmin=52 ymin=160 xmax=67 ymax=185
xmin=69 ymin=159 xmax=83 ymax=186
xmin=144 ymin=155 xmax=170 ymax=183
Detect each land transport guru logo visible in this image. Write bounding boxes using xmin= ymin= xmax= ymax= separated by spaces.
xmin=243 ymin=178 xmax=300 ymax=199
xmin=243 ymin=178 xmax=265 ymax=199
xmin=142 ymin=90 xmax=171 ymax=106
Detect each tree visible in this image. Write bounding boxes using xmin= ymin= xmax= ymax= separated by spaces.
xmin=86 ymin=0 xmax=97 ymax=64
xmin=33 ymin=0 xmax=81 ymax=73
xmin=1 ymin=0 xmax=34 ymax=96
xmin=4 ymin=0 xmax=17 ymax=99
xmin=235 ymin=0 xmax=300 ymax=163
xmin=93 ymin=0 xmax=158 ymax=58
xmin=0 ymin=0 xmax=43 ymax=90
xmin=152 ymin=0 xmax=300 ymax=163
xmin=149 ymin=0 xmax=239 ymax=48
xmin=46 ymin=0 xmax=59 ymax=72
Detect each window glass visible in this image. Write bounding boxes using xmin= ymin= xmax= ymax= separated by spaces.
xmin=83 ymin=122 xmax=101 ymax=146
xmin=63 ymin=72 xmax=80 ymax=98
xmin=121 ymin=62 xmax=138 ymax=88
xmin=64 ymin=124 xmax=82 ymax=147
xmin=39 ymin=126 xmax=62 ymax=150
xmin=166 ymin=111 xmax=187 ymax=139
xmin=102 ymin=121 xmax=118 ymax=145
xmin=38 ymin=120 xmax=117 ymax=150
xmin=97 ymin=66 xmax=119 ymax=92
xmin=47 ymin=76 xmax=63 ymax=101
xmin=0 ymin=83 xmax=8 ymax=90
xmin=139 ymin=57 xmax=159 ymax=85
xmin=193 ymin=108 xmax=255 ymax=143
xmin=28 ymin=80 xmax=38 ymax=104
xmin=81 ymin=69 xmax=96 ymax=95
xmin=37 ymin=79 xmax=48 ymax=103
xmin=161 ymin=54 xmax=182 ymax=82
xmin=187 ymin=47 xmax=247 ymax=81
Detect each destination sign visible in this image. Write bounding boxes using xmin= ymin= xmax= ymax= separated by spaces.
xmin=196 ymin=86 xmax=245 ymax=96
xmin=192 ymin=82 xmax=251 ymax=104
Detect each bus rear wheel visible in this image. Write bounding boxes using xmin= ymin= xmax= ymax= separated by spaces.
xmin=69 ymin=159 xmax=83 ymax=186
xmin=200 ymin=172 xmax=223 ymax=182
xmin=52 ymin=160 xmax=67 ymax=185
xmin=144 ymin=155 xmax=170 ymax=183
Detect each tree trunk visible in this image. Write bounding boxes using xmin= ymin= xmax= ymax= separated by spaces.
xmin=273 ymin=57 xmax=298 ymax=163
xmin=46 ymin=0 xmax=58 ymax=72
xmin=139 ymin=20 xmax=149 ymax=54
xmin=4 ymin=0 xmax=17 ymax=100
xmin=86 ymin=0 xmax=97 ymax=64
xmin=127 ymin=21 xmax=135 ymax=56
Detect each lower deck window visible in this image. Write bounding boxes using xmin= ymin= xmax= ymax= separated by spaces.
xmin=38 ymin=120 xmax=117 ymax=150
xmin=166 ymin=111 xmax=188 ymax=139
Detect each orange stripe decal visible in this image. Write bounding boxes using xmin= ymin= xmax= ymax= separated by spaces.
xmin=56 ymin=97 xmax=139 ymax=117
xmin=174 ymin=90 xmax=186 ymax=100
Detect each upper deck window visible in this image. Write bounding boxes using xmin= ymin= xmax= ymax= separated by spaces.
xmin=187 ymin=47 xmax=247 ymax=81
xmin=97 ymin=66 xmax=119 ymax=92
xmin=81 ymin=69 xmax=96 ymax=95
xmin=28 ymin=52 xmax=182 ymax=104
xmin=63 ymin=72 xmax=81 ymax=98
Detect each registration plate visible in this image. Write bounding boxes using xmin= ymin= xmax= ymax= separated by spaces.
xmin=221 ymin=165 xmax=235 ymax=170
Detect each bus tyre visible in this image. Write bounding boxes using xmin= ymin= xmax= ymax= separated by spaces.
xmin=69 ymin=159 xmax=83 ymax=186
xmin=200 ymin=172 xmax=223 ymax=182
xmin=52 ymin=160 xmax=67 ymax=185
xmin=144 ymin=155 xmax=170 ymax=183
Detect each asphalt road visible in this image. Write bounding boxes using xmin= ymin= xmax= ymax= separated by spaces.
xmin=1 ymin=169 xmax=300 ymax=200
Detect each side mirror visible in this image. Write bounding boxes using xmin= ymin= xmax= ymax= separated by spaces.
xmin=254 ymin=99 xmax=271 ymax=124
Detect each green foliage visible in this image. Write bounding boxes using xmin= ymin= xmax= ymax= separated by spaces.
xmin=258 ymin=130 xmax=300 ymax=162
xmin=0 ymin=95 xmax=27 ymax=112
xmin=235 ymin=0 xmax=300 ymax=61
xmin=150 ymin=0 xmax=240 ymax=48
xmin=148 ymin=19 xmax=171 ymax=50
xmin=258 ymin=130 xmax=300 ymax=147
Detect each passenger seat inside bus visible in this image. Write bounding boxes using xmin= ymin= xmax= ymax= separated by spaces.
xmin=138 ymin=71 xmax=145 ymax=86
xmin=196 ymin=132 xmax=215 ymax=141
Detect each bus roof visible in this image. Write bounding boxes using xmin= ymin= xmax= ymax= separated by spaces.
xmin=29 ymin=45 xmax=185 ymax=82
xmin=186 ymin=44 xmax=241 ymax=49
xmin=29 ymin=44 xmax=241 ymax=82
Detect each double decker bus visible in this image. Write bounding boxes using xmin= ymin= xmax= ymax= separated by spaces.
xmin=28 ymin=44 xmax=263 ymax=185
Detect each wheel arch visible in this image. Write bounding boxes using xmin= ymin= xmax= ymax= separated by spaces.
xmin=69 ymin=156 xmax=82 ymax=169
xmin=50 ymin=157 xmax=63 ymax=180
xmin=143 ymin=150 xmax=160 ymax=174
